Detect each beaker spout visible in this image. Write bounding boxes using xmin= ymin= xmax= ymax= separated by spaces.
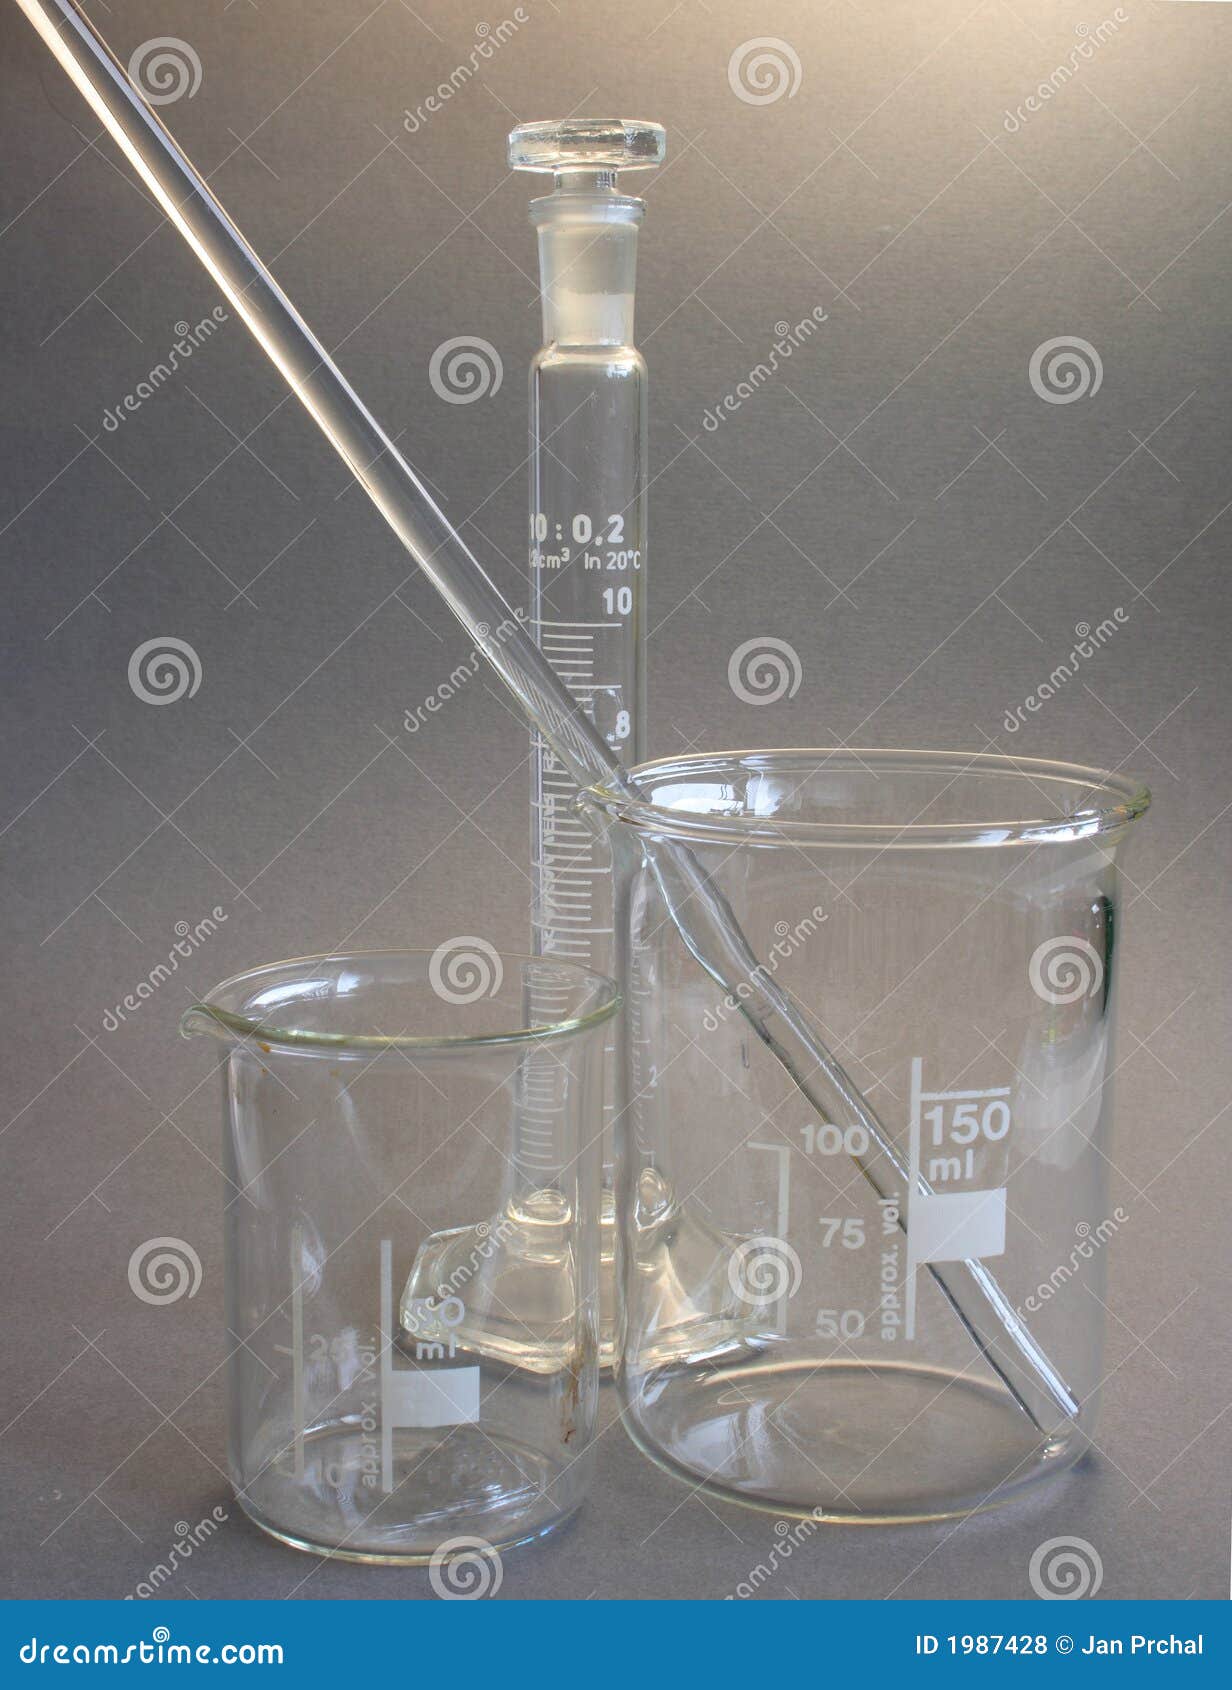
xmin=179 ymin=1005 xmax=222 ymax=1042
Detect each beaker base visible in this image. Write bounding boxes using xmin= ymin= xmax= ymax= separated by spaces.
xmin=621 ymin=1355 xmax=1087 ymax=1524
xmin=237 ymin=1500 xmax=577 ymax=1567
xmin=237 ymin=1420 xmax=585 ymax=1564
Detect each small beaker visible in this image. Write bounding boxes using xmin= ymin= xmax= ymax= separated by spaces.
xmin=584 ymin=750 xmax=1149 ymax=1522
xmin=182 ymin=949 xmax=618 ymax=1563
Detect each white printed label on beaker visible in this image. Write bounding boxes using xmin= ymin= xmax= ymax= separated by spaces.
xmin=383 ymin=1366 xmax=480 ymax=1429
xmin=908 ymin=1187 xmax=1007 ymax=1266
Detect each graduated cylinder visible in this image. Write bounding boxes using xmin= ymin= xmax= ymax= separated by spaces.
xmin=515 ymin=122 xmax=664 ymax=1358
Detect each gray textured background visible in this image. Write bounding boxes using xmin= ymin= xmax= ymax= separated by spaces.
xmin=2 ymin=0 xmax=1229 ymax=1601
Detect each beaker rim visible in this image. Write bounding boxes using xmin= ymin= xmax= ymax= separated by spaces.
xmin=181 ymin=948 xmax=620 ymax=1054
xmin=582 ymin=748 xmax=1151 ymax=850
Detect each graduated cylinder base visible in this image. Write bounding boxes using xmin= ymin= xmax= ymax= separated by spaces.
xmin=237 ymin=1419 xmax=586 ymax=1565
xmin=621 ymin=1356 xmax=1086 ymax=1525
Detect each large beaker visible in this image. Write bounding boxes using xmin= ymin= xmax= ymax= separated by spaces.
xmin=586 ymin=750 xmax=1149 ymax=1522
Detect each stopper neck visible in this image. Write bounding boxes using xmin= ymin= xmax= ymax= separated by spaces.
xmin=531 ymin=190 xmax=643 ymax=347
